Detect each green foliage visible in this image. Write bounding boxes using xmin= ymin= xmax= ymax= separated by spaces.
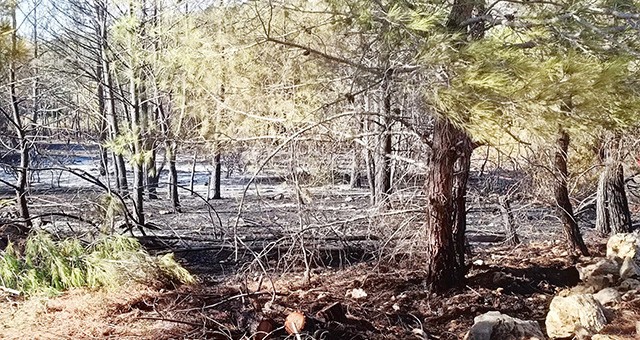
xmin=99 ymin=194 xmax=125 ymax=233
xmin=430 ymin=25 xmax=640 ymax=147
xmin=0 ymin=233 xmax=194 ymax=296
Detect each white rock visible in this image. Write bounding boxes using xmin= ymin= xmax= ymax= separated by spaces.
xmin=576 ymin=259 xmax=620 ymax=289
xmin=346 ymin=288 xmax=367 ymax=299
xmin=606 ymin=232 xmax=640 ymax=263
xmin=593 ymin=288 xmax=621 ymax=307
xmin=545 ymin=294 xmax=608 ymax=339
xmin=619 ymin=256 xmax=640 ymax=280
xmin=464 ymin=311 xmax=544 ymax=340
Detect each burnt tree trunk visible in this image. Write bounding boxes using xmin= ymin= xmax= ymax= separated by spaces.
xmin=350 ymin=147 xmax=362 ymax=188
xmin=363 ymin=99 xmax=376 ymax=205
xmin=146 ymin=147 xmax=160 ymax=199
xmin=97 ymin=0 xmax=128 ymax=196
xmin=554 ymin=129 xmax=589 ymax=255
xmin=452 ymin=133 xmax=473 ymax=272
xmin=212 ymin=152 xmax=222 ymax=200
xmin=9 ymin=6 xmax=31 ymax=230
xmin=596 ymin=162 xmax=632 ymax=235
xmin=424 ymin=117 xmax=471 ymax=291
xmin=168 ymin=143 xmax=180 ymax=211
xmin=96 ymin=62 xmax=109 ymax=177
xmin=499 ymin=196 xmax=520 ymax=246
xmin=423 ymin=0 xmax=481 ymax=290
xmin=350 ymin=117 xmax=364 ymax=188
xmin=158 ymin=98 xmax=180 ymax=212
xmin=373 ymin=71 xmax=393 ymax=206
xmin=189 ymin=152 xmax=197 ymax=195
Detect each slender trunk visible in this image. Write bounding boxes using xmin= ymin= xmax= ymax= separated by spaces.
xmin=212 ymin=152 xmax=222 ymax=199
xmin=374 ymin=72 xmax=393 ymax=206
xmin=363 ymin=97 xmax=376 ymax=205
xmin=157 ymin=96 xmax=180 ymax=211
xmin=146 ymin=147 xmax=159 ymax=199
xmin=168 ymin=142 xmax=180 ymax=210
xmin=96 ymin=63 xmax=108 ymax=177
xmin=189 ymin=151 xmax=197 ymax=195
xmin=32 ymin=1 xmax=39 ymax=126
xmin=140 ymin=78 xmax=158 ymax=200
xmin=97 ymin=0 xmax=128 ymax=194
xmin=9 ymin=6 xmax=31 ymax=231
xmin=554 ymin=129 xmax=589 ymax=255
xmin=499 ymin=196 xmax=520 ymax=246
xmin=350 ymin=144 xmax=362 ymax=188
xmin=107 ymin=70 xmax=128 ymax=194
xmin=130 ymin=84 xmax=145 ymax=228
xmin=127 ymin=0 xmax=145 ymax=231
xmin=452 ymin=133 xmax=473 ymax=272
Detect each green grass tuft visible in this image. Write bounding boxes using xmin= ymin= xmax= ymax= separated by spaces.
xmin=0 ymin=232 xmax=194 ymax=296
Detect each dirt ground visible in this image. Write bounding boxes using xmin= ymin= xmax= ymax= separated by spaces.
xmin=1 ymin=239 xmax=638 ymax=339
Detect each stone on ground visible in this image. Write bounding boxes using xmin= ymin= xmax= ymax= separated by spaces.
xmin=607 ymin=232 xmax=640 ymax=263
xmin=464 ymin=311 xmax=544 ymax=340
xmin=545 ymin=294 xmax=607 ymax=339
xmin=593 ymin=287 xmax=622 ymax=307
xmin=619 ymin=257 xmax=640 ymax=280
xmin=576 ymin=258 xmax=620 ymax=290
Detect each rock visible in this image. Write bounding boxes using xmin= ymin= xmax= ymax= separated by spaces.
xmin=545 ymin=294 xmax=608 ymax=339
xmin=621 ymin=289 xmax=639 ymax=301
xmin=564 ymin=285 xmax=597 ymax=295
xmin=464 ymin=311 xmax=544 ymax=340
xmin=606 ymin=232 xmax=640 ymax=263
xmin=576 ymin=259 xmax=620 ymax=290
xmin=593 ymin=288 xmax=621 ymax=307
xmin=346 ymin=288 xmax=367 ymax=299
xmin=618 ymin=278 xmax=640 ymax=291
xmin=619 ymin=257 xmax=640 ymax=280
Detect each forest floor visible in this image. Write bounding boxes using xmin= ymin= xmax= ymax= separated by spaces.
xmin=0 ymin=143 xmax=639 ymax=339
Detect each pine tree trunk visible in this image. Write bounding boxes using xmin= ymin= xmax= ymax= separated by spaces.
xmin=146 ymin=148 xmax=159 ymax=199
xmin=374 ymin=72 xmax=393 ymax=206
xmin=96 ymin=62 xmax=109 ymax=177
xmin=499 ymin=196 xmax=520 ymax=246
xmin=9 ymin=6 xmax=31 ymax=231
xmin=424 ymin=117 xmax=466 ymax=291
xmin=554 ymin=129 xmax=589 ymax=255
xmin=596 ymin=163 xmax=632 ymax=235
xmin=189 ymin=152 xmax=197 ymax=195
xmin=158 ymin=98 xmax=180 ymax=211
xmin=168 ymin=142 xmax=180 ymax=211
xmin=350 ymin=145 xmax=361 ymax=188
xmin=423 ymin=0 xmax=484 ymax=292
xmin=97 ymin=0 xmax=128 ymax=196
xmin=452 ymin=133 xmax=473 ymax=272
xmin=212 ymin=152 xmax=222 ymax=199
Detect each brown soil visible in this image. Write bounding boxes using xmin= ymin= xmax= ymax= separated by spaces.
xmin=1 ymin=240 xmax=637 ymax=340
